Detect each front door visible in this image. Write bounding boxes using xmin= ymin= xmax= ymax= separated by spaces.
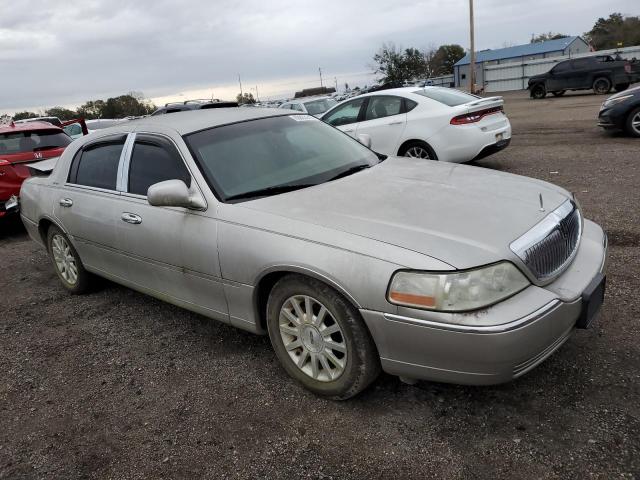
xmin=111 ymin=133 xmax=228 ymax=322
xmin=321 ymin=97 xmax=366 ymax=138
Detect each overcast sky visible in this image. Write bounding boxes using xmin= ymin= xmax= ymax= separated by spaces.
xmin=0 ymin=0 xmax=637 ymax=114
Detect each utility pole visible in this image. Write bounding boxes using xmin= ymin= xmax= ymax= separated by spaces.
xmin=238 ymin=74 xmax=243 ymax=99
xmin=255 ymin=85 xmax=259 ymax=102
xmin=334 ymin=77 xmax=338 ymax=92
xmin=319 ymin=67 xmax=323 ymax=88
xmin=469 ymin=0 xmax=476 ymax=94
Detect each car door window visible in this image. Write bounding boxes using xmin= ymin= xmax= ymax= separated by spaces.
xmin=322 ymin=98 xmax=365 ymax=127
xmin=290 ymin=103 xmax=304 ymax=112
xmin=127 ymin=135 xmax=191 ymax=196
xmin=364 ymin=96 xmax=403 ymax=121
xmin=551 ymin=62 xmax=570 ymax=73
xmin=68 ymin=137 xmax=125 ymax=190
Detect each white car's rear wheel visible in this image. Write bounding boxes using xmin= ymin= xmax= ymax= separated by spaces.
xmin=400 ymin=141 xmax=437 ymax=160
xmin=47 ymin=226 xmax=92 ymax=294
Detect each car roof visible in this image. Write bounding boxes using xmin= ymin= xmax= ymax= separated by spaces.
xmin=0 ymin=121 xmax=62 ymax=134
xmin=128 ymin=107 xmax=298 ymax=135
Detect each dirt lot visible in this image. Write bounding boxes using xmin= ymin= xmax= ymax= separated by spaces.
xmin=1 ymin=89 xmax=639 ymax=480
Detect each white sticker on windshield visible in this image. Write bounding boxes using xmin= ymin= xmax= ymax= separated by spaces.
xmin=289 ymin=115 xmax=316 ymax=122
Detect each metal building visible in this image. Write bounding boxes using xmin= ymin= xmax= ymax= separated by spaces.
xmin=454 ymin=36 xmax=590 ymax=90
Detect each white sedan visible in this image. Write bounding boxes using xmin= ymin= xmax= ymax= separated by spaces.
xmin=320 ymin=87 xmax=512 ymax=163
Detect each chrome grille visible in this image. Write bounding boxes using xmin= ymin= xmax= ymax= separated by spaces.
xmin=510 ymin=200 xmax=582 ymax=281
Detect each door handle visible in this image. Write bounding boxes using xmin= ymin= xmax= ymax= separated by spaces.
xmin=343 ymin=129 xmax=355 ymax=133
xmin=387 ymin=121 xmax=403 ymax=125
xmin=59 ymin=198 xmax=73 ymax=207
xmin=121 ymin=212 xmax=142 ymax=224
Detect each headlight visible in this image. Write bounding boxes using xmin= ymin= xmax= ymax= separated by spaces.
xmin=603 ymin=95 xmax=633 ymax=108
xmin=388 ymin=262 xmax=530 ymax=312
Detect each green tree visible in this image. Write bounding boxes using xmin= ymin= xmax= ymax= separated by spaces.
xmin=531 ymin=32 xmax=569 ymax=43
xmin=45 ymin=107 xmax=77 ymax=120
xmin=430 ymin=44 xmax=465 ymax=76
xmin=585 ymin=13 xmax=640 ymax=49
xmin=236 ymin=92 xmax=256 ymax=104
xmin=76 ymin=100 xmax=106 ymax=119
xmin=372 ymin=43 xmax=431 ymax=84
xmin=12 ymin=111 xmax=40 ymax=121
xmin=100 ymin=94 xmax=156 ymax=118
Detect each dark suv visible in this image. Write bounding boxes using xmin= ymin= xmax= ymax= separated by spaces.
xmin=528 ymin=55 xmax=640 ymax=99
xmin=151 ymin=99 xmax=238 ymax=115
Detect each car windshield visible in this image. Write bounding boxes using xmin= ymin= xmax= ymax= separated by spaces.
xmin=413 ymin=88 xmax=480 ymax=106
xmin=184 ymin=115 xmax=380 ymax=201
xmin=303 ymin=98 xmax=338 ymax=115
xmin=0 ymin=129 xmax=71 ymax=155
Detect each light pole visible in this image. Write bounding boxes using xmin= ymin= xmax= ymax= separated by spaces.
xmin=319 ymin=67 xmax=324 ymax=88
xmin=469 ymin=0 xmax=476 ymax=94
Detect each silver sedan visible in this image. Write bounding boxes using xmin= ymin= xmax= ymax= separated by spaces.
xmin=19 ymin=108 xmax=607 ymax=399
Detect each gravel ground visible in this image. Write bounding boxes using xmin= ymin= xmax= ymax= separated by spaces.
xmin=1 ymin=89 xmax=639 ymax=480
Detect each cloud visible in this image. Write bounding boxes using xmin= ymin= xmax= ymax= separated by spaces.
xmin=1 ymin=0 xmax=637 ymax=113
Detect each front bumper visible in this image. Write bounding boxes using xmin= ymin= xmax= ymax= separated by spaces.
xmin=360 ymin=219 xmax=607 ymax=385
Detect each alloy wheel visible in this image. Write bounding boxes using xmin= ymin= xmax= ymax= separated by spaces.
xmin=632 ymin=112 xmax=640 ymax=135
xmin=404 ymin=146 xmax=432 ymax=159
xmin=51 ymin=234 xmax=78 ymax=285
xmin=278 ymin=295 xmax=347 ymax=382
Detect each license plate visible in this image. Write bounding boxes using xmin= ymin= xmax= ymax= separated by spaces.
xmin=576 ymin=273 xmax=606 ymax=329
xmin=495 ymin=133 xmax=504 ymax=141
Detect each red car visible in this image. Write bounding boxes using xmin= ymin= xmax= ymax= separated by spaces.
xmin=0 ymin=121 xmax=78 ymax=217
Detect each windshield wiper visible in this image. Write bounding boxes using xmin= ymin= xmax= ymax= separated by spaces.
xmin=225 ymin=183 xmax=316 ymax=201
xmin=326 ymin=164 xmax=371 ymax=181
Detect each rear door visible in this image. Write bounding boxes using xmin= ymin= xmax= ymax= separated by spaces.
xmin=111 ymin=133 xmax=228 ymax=320
xmin=54 ymin=134 xmax=127 ymax=274
xmin=567 ymin=58 xmax=593 ymax=89
xmin=320 ymin=97 xmax=366 ymax=137
xmin=355 ymin=95 xmax=407 ymax=155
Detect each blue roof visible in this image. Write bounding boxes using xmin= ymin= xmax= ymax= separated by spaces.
xmin=454 ymin=36 xmax=581 ymax=66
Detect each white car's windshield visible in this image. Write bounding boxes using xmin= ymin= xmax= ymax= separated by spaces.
xmin=303 ymin=98 xmax=338 ymax=115
xmin=413 ymin=88 xmax=480 ymax=107
xmin=185 ymin=115 xmax=380 ymax=201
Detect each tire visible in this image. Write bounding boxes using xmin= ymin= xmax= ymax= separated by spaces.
xmin=530 ymin=84 xmax=546 ymax=99
xmin=625 ymin=107 xmax=640 ymax=138
xmin=551 ymin=90 xmax=566 ymax=97
xmin=593 ymin=77 xmax=611 ymax=95
xmin=615 ymin=83 xmax=630 ymax=93
xmin=47 ymin=225 xmax=92 ymax=294
xmin=399 ymin=141 xmax=437 ymax=160
xmin=266 ymin=274 xmax=380 ymax=400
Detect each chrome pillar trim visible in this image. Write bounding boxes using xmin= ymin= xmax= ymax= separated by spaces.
xmin=382 ymin=300 xmax=562 ymax=334
xmin=116 ymin=132 xmax=137 ymax=192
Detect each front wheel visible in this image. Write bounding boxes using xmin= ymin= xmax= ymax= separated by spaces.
xmin=266 ymin=275 xmax=380 ymax=400
xmin=625 ymin=107 xmax=640 ymax=138
xmin=47 ymin=226 xmax=92 ymax=294
xmin=530 ymin=84 xmax=546 ymax=99
xmin=593 ymin=77 xmax=611 ymax=95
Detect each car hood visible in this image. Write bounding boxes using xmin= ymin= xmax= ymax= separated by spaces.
xmin=239 ymin=157 xmax=569 ymax=269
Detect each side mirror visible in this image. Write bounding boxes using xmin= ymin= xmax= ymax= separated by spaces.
xmin=357 ymin=134 xmax=372 ymax=148
xmin=147 ymin=179 xmax=206 ymax=210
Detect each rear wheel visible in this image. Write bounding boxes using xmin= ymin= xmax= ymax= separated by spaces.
xmin=615 ymin=83 xmax=630 ymax=93
xmin=530 ymin=84 xmax=546 ymax=99
xmin=551 ymin=90 xmax=566 ymax=97
xmin=399 ymin=141 xmax=437 ymax=160
xmin=47 ymin=226 xmax=92 ymax=294
xmin=625 ymin=107 xmax=640 ymax=138
xmin=593 ymin=77 xmax=611 ymax=95
xmin=266 ymin=275 xmax=380 ymax=400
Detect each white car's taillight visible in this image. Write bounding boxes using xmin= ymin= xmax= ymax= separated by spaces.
xmin=450 ymin=106 xmax=503 ymax=125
